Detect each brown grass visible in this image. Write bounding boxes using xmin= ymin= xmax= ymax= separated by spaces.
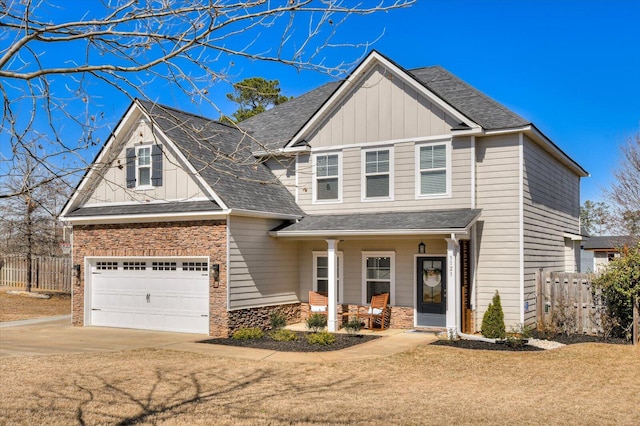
xmin=0 ymin=288 xmax=71 ymax=322
xmin=1 ymin=343 xmax=638 ymax=425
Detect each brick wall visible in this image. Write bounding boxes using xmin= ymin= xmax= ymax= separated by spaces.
xmin=72 ymin=220 xmax=228 ymax=337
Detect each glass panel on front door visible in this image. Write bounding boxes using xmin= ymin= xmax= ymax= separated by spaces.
xmin=417 ymin=257 xmax=446 ymax=325
xmin=422 ymin=259 xmax=443 ymax=304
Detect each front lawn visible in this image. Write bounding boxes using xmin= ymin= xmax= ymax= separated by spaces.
xmin=0 ymin=343 xmax=638 ymax=425
xmin=0 ymin=289 xmax=71 ymax=322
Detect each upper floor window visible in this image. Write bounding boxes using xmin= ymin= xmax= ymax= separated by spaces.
xmin=314 ymin=153 xmax=341 ymax=202
xmin=137 ymin=146 xmax=151 ymax=187
xmin=362 ymin=148 xmax=393 ymax=200
xmin=416 ymin=142 xmax=449 ymax=197
xmin=126 ymin=144 xmax=163 ymax=189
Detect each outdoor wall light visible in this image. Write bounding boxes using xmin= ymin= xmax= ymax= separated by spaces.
xmin=418 ymin=241 xmax=426 ymax=254
xmin=211 ymin=264 xmax=220 ymax=282
xmin=73 ymin=264 xmax=81 ymax=278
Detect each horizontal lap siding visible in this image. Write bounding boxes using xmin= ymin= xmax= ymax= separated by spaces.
xmin=522 ymin=135 xmax=581 ymax=324
xmin=475 ymin=134 xmax=522 ymax=327
xmin=298 ymin=239 xmax=447 ymax=308
xmin=295 ymin=138 xmax=472 ymax=214
xmin=228 ymin=216 xmax=299 ymax=310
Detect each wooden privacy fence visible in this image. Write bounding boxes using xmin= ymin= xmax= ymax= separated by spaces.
xmin=0 ymin=256 xmax=72 ymax=293
xmin=536 ymin=271 xmax=601 ymax=335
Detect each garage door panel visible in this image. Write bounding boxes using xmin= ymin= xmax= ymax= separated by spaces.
xmin=89 ymin=258 xmax=210 ymax=334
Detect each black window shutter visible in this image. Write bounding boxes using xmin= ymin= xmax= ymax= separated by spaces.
xmin=151 ymin=144 xmax=163 ymax=186
xmin=126 ymin=148 xmax=136 ymax=188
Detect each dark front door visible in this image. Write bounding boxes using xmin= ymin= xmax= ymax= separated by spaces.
xmin=416 ymin=257 xmax=446 ymax=327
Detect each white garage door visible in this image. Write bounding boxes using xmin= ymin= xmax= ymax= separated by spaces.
xmin=89 ymin=258 xmax=209 ymax=334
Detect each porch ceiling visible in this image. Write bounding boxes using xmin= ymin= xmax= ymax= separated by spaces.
xmin=269 ymin=208 xmax=481 ymax=238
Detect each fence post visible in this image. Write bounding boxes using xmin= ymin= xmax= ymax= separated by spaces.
xmin=634 ymin=295 xmax=638 ymax=346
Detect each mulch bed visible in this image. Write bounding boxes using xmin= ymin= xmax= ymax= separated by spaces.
xmin=198 ymin=331 xmax=380 ymax=352
xmin=431 ymin=332 xmax=630 ymax=352
xmin=431 ymin=339 xmax=543 ymax=351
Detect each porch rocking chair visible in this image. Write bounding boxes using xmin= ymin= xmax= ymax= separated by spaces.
xmin=308 ymin=291 xmax=328 ymax=317
xmin=357 ymin=292 xmax=390 ymax=331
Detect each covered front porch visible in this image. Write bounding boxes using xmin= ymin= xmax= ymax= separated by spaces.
xmin=270 ymin=209 xmax=480 ymax=335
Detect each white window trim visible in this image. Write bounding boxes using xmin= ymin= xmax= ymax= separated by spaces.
xmin=414 ymin=140 xmax=452 ymax=199
xmin=312 ymin=251 xmax=344 ymax=303
xmin=312 ymin=151 xmax=342 ymax=204
xmin=135 ymin=144 xmax=153 ymax=190
xmin=361 ymin=251 xmax=395 ymax=305
xmin=361 ymin=146 xmax=394 ymax=202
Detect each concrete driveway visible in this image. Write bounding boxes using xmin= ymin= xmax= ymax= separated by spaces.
xmin=1 ymin=316 xmax=437 ymax=361
xmin=0 ymin=316 xmax=207 ymax=357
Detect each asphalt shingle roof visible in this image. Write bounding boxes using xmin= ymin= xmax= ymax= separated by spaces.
xmin=138 ymin=101 xmax=304 ymax=217
xmin=582 ymin=236 xmax=637 ymax=250
xmin=408 ymin=66 xmax=530 ymax=130
xmin=239 ymin=61 xmax=530 ymax=150
xmin=239 ymin=81 xmax=341 ymax=151
xmin=273 ymin=209 xmax=481 ymax=234
xmin=66 ymin=200 xmax=221 ymax=217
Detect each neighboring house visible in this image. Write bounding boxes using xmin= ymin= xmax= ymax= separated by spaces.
xmin=60 ymin=51 xmax=588 ymax=337
xmin=581 ymin=236 xmax=636 ymax=272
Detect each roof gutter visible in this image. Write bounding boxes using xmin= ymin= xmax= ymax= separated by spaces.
xmin=269 ymin=227 xmax=472 ymax=238
xmin=62 ymin=210 xmax=230 ymax=225
xmin=227 ymin=209 xmax=303 ymax=221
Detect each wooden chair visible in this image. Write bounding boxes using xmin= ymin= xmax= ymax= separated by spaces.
xmin=308 ymin=291 xmax=328 ymax=317
xmin=357 ymin=293 xmax=390 ymax=331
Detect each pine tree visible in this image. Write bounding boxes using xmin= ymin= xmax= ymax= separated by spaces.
xmin=481 ymin=290 xmax=506 ymax=339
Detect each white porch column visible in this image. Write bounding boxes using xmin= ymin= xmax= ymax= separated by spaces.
xmin=326 ymin=239 xmax=339 ymax=332
xmin=445 ymin=235 xmax=460 ymax=334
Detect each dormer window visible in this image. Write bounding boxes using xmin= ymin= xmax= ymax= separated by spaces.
xmin=126 ymin=144 xmax=163 ymax=189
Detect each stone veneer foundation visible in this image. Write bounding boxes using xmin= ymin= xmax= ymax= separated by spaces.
xmin=301 ymin=303 xmax=415 ymax=329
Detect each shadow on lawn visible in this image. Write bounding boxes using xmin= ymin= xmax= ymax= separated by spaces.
xmin=29 ymin=357 xmax=369 ymax=425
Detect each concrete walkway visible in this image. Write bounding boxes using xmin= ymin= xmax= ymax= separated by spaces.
xmin=0 ymin=316 xmax=438 ymax=362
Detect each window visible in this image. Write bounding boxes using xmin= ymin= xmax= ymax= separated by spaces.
xmin=314 ymin=153 xmax=340 ymax=202
xmin=123 ymin=261 xmax=146 ymax=270
xmin=126 ymin=144 xmax=163 ymax=189
xmin=182 ymin=262 xmax=208 ymax=272
xmin=152 ymin=261 xmax=176 ymax=271
xmin=362 ymin=252 xmax=395 ymax=304
xmin=96 ymin=261 xmax=118 ymax=270
xmin=417 ymin=142 xmax=449 ymax=197
xmin=362 ymin=148 xmax=392 ymax=200
xmin=313 ymin=252 xmax=344 ymax=302
xmin=137 ymin=146 xmax=151 ymax=187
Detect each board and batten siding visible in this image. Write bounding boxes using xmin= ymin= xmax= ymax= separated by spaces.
xmin=306 ymin=64 xmax=459 ymax=148
xmin=293 ymin=136 xmax=473 ymax=214
xmin=298 ymin=238 xmax=447 ymax=307
xmin=86 ymin=119 xmax=207 ymax=205
xmin=522 ymin=134 xmax=581 ymax=324
xmin=227 ymin=216 xmax=300 ymax=310
xmin=474 ymin=134 xmax=522 ymax=328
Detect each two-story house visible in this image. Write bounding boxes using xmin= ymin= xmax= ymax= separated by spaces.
xmin=60 ymin=51 xmax=588 ymax=337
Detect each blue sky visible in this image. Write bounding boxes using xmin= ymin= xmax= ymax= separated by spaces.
xmin=4 ymin=0 xmax=638 ymax=204
xmin=270 ymin=0 xmax=639 ymax=204
xmin=212 ymin=0 xmax=638 ymax=204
